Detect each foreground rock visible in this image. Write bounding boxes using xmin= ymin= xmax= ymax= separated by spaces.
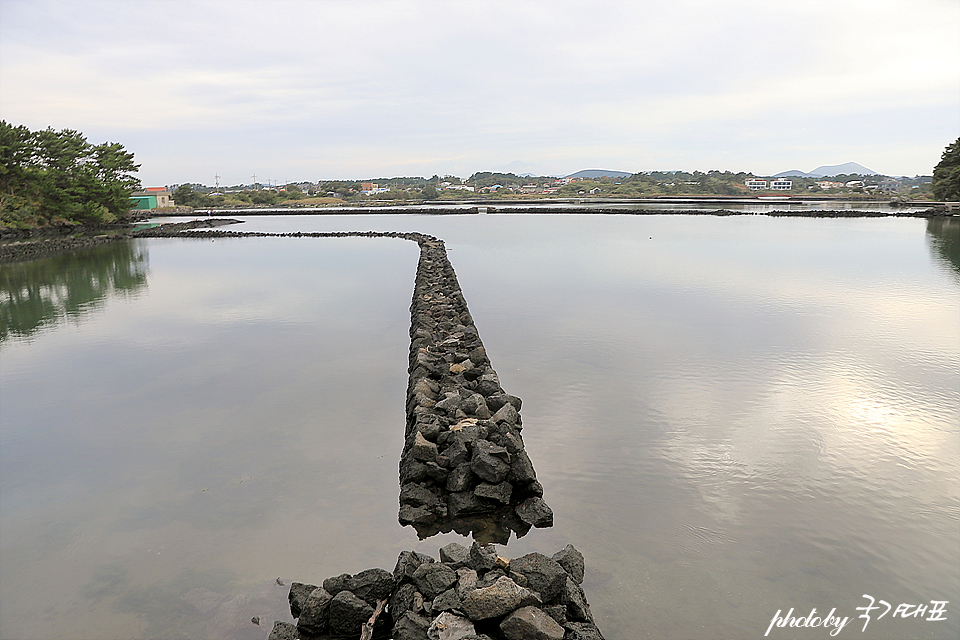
xmin=268 ymin=543 xmax=603 ymax=640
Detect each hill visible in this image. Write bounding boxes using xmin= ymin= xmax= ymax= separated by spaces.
xmin=566 ymin=169 xmax=633 ymax=179
xmin=775 ymin=162 xmax=879 ymax=178
xmin=809 ymin=162 xmax=879 ymax=177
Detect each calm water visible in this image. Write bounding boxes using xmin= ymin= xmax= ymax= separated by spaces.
xmin=1 ymin=215 xmax=958 ymax=639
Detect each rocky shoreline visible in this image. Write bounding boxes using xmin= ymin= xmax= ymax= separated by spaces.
xmin=269 ymin=542 xmax=603 ymax=640
xmin=0 ymin=218 xmax=244 ymax=264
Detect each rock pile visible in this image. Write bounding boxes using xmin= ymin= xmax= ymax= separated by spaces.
xmin=399 ymin=238 xmax=552 ymax=542
xmin=269 ymin=542 xmax=604 ymax=640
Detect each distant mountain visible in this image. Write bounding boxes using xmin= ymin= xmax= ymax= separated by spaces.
xmin=565 ymin=169 xmax=633 ymax=179
xmin=774 ymin=162 xmax=880 ymax=179
xmin=809 ymin=162 xmax=879 ymax=177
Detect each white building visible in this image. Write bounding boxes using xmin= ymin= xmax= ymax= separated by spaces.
xmin=745 ymin=179 xmax=767 ymax=191
xmin=770 ymin=178 xmax=792 ymax=191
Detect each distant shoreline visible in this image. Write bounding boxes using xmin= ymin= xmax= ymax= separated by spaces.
xmin=185 ymin=206 xmax=951 ymax=216
xmin=1 ymin=208 xmax=956 ymax=264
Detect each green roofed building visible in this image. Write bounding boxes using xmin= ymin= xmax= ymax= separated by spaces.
xmin=130 ymin=188 xmax=173 ymax=210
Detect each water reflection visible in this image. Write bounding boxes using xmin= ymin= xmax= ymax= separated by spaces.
xmin=926 ymin=216 xmax=960 ymax=280
xmin=1 ymin=218 xmax=956 ymax=640
xmin=406 ymin=507 xmax=534 ymax=545
xmin=0 ymin=239 xmax=148 ymax=342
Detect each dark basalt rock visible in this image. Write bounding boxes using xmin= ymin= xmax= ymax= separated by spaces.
xmin=278 ymin=543 xmax=603 ymax=640
xmin=475 ymin=481 xmax=512 ymax=504
xmin=500 ymin=605 xmax=565 ymax=640
xmin=411 ymin=562 xmax=458 ymax=600
xmin=470 ymin=440 xmax=511 ymax=484
xmin=393 ymin=550 xmax=435 ymax=583
xmin=508 ymin=553 xmax=568 ymax=604
xmin=515 ymin=497 xmax=554 ymax=529
xmin=431 ymin=587 xmax=462 ymax=613
xmin=446 ymin=462 xmax=476 ymax=492
xmin=561 ymin=577 xmax=593 ymax=622
xmin=296 ymin=587 xmax=333 ymax=635
xmin=322 ymin=573 xmax=351 ymax=597
xmin=460 ymin=576 xmax=525 ymax=621
xmin=328 ymin=590 xmax=374 ymax=635
xmin=399 ymin=504 xmax=436 ymax=526
xmin=564 ymin=621 xmax=606 ymax=640
xmin=439 ymin=542 xmax=472 ymax=569
xmin=392 ymin=611 xmax=431 ymax=640
xmin=348 ymin=568 xmax=395 ymax=606
xmin=552 ymin=544 xmax=586 ymax=585
xmin=288 ymin=582 xmax=319 ymax=618
xmin=469 ymin=542 xmax=501 ymax=573
xmin=400 ymin=483 xmax=441 ymax=508
xmin=267 ymin=620 xmax=300 ymax=640
xmin=448 ymin=490 xmax=490 ymax=519
xmin=399 ymin=238 xmax=552 ymax=542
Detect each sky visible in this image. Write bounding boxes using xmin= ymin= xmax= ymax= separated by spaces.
xmin=1 ymin=0 xmax=958 ymax=186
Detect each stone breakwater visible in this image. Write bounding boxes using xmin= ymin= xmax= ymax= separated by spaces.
xmin=0 ymin=219 xmax=243 ymax=264
xmin=269 ymin=542 xmax=604 ymax=640
xmin=399 ymin=238 xmax=552 ymax=542
xmin=0 ymin=232 xmax=131 ymax=263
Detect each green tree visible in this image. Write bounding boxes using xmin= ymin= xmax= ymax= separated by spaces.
xmin=172 ymin=184 xmax=216 ymax=207
xmin=173 ymin=184 xmax=199 ymax=206
xmin=250 ymin=190 xmax=278 ymax=205
xmin=932 ymin=137 xmax=960 ymax=201
xmin=0 ymin=121 xmax=141 ymax=227
xmin=281 ymin=185 xmax=306 ymax=200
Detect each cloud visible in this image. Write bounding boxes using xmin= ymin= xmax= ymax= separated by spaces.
xmin=1 ymin=0 xmax=958 ymax=182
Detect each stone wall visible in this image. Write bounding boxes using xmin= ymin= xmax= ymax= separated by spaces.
xmin=399 ymin=237 xmax=552 ymax=542
xmin=270 ymin=542 xmax=604 ymax=640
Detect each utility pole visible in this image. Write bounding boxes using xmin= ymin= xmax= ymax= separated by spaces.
xmin=215 ymin=174 xmax=220 ymax=192
xmin=252 ymin=174 xmax=258 ymax=190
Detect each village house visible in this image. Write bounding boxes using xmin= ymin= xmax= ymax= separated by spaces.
xmin=878 ymin=177 xmax=901 ymax=191
xmin=745 ymin=178 xmax=792 ymax=191
xmin=361 ymin=182 xmax=389 ymax=195
xmin=130 ymin=187 xmax=173 ymax=209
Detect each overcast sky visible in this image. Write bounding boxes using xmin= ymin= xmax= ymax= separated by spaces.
xmin=2 ymin=0 xmax=958 ymax=186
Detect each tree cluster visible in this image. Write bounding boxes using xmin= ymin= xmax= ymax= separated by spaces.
xmin=1 ymin=121 xmax=142 ymax=227
xmin=932 ymin=137 xmax=960 ymax=202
